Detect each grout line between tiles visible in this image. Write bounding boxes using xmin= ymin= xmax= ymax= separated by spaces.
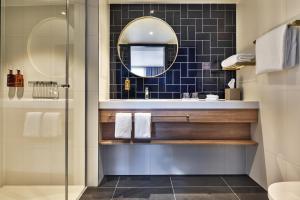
xmin=220 ymin=176 xmax=241 ymax=200
xmin=110 ymin=176 xmax=120 ymax=200
xmin=170 ymin=177 xmax=177 ymax=200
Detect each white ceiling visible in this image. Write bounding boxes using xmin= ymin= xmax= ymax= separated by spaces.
xmin=109 ymin=0 xmax=240 ymax=4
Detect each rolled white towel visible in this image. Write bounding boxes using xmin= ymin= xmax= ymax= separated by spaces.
xmin=222 ymin=54 xmax=255 ymax=68
xmin=23 ymin=112 xmax=43 ymax=138
xmin=115 ymin=113 xmax=132 ymax=139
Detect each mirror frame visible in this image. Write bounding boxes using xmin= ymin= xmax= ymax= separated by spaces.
xmin=117 ymin=16 xmax=179 ymax=78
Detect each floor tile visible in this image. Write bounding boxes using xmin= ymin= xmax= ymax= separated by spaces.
xmin=118 ymin=175 xmax=171 ymax=187
xmin=174 ymin=187 xmax=238 ymax=200
xmin=79 ymin=187 xmax=115 ymax=200
xmin=221 ymin=175 xmax=260 ymax=187
xmin=99 ymin=175 xmax=120 ymax=187
xmin=171 ymin=175 xmax=226 ymax=187
xmin=231 ymin=187 xmax=268 ymax=200
xmin=113 ymin=187 xmax=174 ymax=200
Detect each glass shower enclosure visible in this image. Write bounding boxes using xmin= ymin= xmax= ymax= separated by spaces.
xmin=0 ymin=0 xmax=86 ymax=199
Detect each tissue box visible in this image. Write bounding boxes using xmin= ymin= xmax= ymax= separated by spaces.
xmin=225 ymin=88 xmax=241 ymax=100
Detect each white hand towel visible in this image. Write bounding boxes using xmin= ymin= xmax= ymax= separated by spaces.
xmin=23 ymin=112 xmax=43 ymax=138
xmin=41 ymin=112 xmax=62 ymax=138
xmin=134 ymin=113 xmax=151 ymax=139
xmin=115 ymin=113 xmax=132 ymax=139
xmin=256 ymin=24 xmax=298 ymax=74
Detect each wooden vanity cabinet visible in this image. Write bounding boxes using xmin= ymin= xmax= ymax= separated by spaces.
xmin=99 ymin=109 xmax=258 ymax=145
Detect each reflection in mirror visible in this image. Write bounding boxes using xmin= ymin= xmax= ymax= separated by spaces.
xmin=118 ymin=16 xmax=178 ymax=77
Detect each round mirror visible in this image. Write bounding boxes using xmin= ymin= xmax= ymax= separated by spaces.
xmin=117 ymin=16 xmax=178 ymax=78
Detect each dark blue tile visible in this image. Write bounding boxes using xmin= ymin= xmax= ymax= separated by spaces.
xmin=181 ymin=63 xmax=188 ymax=77
xmin=188 ymin=48 xmax=196 ymax=62
xmin=173 ymin=93 xmax=181 ymax=99
xmin=166 ymin=85 xmax=180 ymax=92
xmin=196 ymin=33 xmax=210 ymax=40
xmin=144 ymin=78 xmax=158 ymax=85
xmin=188 ymin=63 xmax=202 ymax=70
xmin=166 ymin=71 xmax=173 ymax=84
xmin=181 ymin=85 xmax=188 ymax=93
xmin=203 ymin=84 xmax=218 ymax=91
xmin=188 ymin=85 xmax=196 ymax=93
xmin=159 ymin=93 xmax=173 ymax=99
xmin=188 ymin=10 xmax=202 ymax=18
xmin=188 ymin=4 xmax=203 ymax=11
xmin=188 ymin=70 xmax=201 ymax=77
xmin=180 ymin=5 xmax=188 ymax=18
xmin=181 ymin=19 xmax=196 ymax=25
xmin=178 ymin=48 xmax=188 ymax=56
xmin=173 ymin=71 xmax=181 ymax=84
xmin=181 ymin=78 xmax=195 ymax=85
xmin=150 ymin=93 xmax=159 ymax=99
xmin=176 ymin=55 xmax=188 ymax=62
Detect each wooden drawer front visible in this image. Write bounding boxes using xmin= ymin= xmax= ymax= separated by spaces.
xmin=99 ymin=109 xmax=258 ymax=123
xmin=101 ymin=123 xmax=251 ymax=140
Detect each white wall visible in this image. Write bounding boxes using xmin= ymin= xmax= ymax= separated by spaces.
xmin=99 ymin=0 xmax=110 ymax=100
xmin=0 ymin=0 xmax=4 ymax=187
xmin=86 ymin=0 xmax=103 ymax=186
xmin=237 ymin=0 xmax=300 ymax=189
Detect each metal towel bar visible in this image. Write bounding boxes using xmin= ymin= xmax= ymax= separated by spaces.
xmin=108 ymin=113 xmax=190 ymax=119
xmin=253 ymin=20 xmax=300 ymax=44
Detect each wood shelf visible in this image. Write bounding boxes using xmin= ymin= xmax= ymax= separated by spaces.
xmin=99 ymin=140 xmax=257 ymax=145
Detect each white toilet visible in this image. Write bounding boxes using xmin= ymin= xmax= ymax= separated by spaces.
xmin=268 ymin=182 xmax=300 ymax=200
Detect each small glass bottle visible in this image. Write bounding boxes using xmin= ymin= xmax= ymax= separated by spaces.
xmin=145 ymin=87 xmax=149 ymax=99
xmin=7 ymin=69 xmax=16 ymax=87
xmin=15 ymin=70 xmax=24 ymax=87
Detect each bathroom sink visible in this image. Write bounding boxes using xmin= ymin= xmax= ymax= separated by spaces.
xmin=99 ymin=99 xmax=259 ymax=109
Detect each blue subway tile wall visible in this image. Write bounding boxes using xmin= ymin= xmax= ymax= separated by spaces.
xmin=110 ymin=4 xmax=236 ymax=99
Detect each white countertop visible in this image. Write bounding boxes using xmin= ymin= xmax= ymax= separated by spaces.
xmin=99 ymin=99 xmax=259 ymax=109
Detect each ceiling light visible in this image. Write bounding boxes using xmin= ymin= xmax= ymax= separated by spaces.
xmin=61 ymin=11 xmax=66 ymax=16
xmin=149 ymin=31 xmax=154 ymax=35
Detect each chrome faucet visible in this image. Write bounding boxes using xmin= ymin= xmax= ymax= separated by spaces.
xmin=145 ymin=87 xmax=149 ymax=99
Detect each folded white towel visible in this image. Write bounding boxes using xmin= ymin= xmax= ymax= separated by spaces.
xmin=115 ymin=113 xmax=132 ymax=139
xmin=222 ymin=54 xmax=255 ymax=68
xmin=134 ymin=113 xmax=151 ymax=139
xmin=41 ymin=112 xmax=62 ymax=138
xmin=256 ymin=24 xmax=298 ymax=74
xmin=23 ymin=112 xmax=43 ymax=138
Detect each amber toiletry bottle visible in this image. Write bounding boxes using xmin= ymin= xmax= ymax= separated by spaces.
xmin=15 ymin=70 xmax=24 ymax=87
xmin=7 ymin=69 xmax=16 ymax=87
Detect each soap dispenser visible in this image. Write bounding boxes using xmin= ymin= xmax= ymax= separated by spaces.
xmin=15 ymin=70 xmax=24 ymax=87
xmin=7 ymin=69 xmax=16 ymax=87
xmin=125 ymin=78 xmax=130 ymax=91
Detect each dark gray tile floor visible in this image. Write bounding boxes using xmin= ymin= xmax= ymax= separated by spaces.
xmin=79 ymin=175 xmax=269 ymax=200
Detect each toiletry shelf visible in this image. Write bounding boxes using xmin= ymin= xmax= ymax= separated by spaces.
xmin=222 ymin=62 xmax=256 ymax=71
xmin=99 ymin=139 xmax=257 ymax=145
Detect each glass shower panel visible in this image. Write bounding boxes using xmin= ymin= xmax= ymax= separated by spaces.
xmin=67 ymin=0 xmax=86 ymax=198
xmin=0 ymin=0 xmax=85 ymax=199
